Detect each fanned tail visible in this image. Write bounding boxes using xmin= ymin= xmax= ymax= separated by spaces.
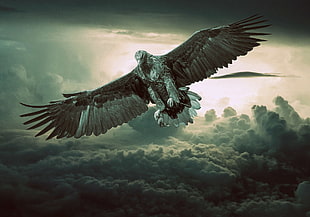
xmin=156 ymin=88 xmax=201 ymax=127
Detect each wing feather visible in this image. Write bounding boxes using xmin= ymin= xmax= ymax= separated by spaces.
xmin=35 ymin=121 xmax=55 ymax=137
xmin=21 ymin=70 xmax=150 ymax=139
xmin=86 ymin=105 xmax=93 ymax=136
xmin=92 ymin=106 xmax=100 ymax=136
xmin=27 ymin=116 xmax=54 ymax=130
xmin=164 ymin=15 xmax=270 ymax=87
xmin=20 ymin=108 xmax=49 ymax=117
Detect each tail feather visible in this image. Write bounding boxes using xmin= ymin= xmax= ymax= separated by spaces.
xmin=160 ymin=88 xmax=201 ymax=127
xmin=189 ymin=107 xmax=197 ymax=117
xmin=190 ymin=99 xmax=201 ymax=109
xmin=187 ymin=91 xmax=202 ymax=100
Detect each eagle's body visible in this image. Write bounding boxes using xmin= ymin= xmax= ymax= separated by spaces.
xmin=134 ymin=50 xmax=198 ymax=127
xmin=21 ymin=15 xmax=270 ymax=139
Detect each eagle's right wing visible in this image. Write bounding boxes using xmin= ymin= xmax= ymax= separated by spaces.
xmin=163 ymin=15 xmax=271 ymax=87
xmin=21 ymin=68 xmax=150 ymax=140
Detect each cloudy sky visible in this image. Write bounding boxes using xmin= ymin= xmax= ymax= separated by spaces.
xmin=0 ymin=0 xmax=310 ymax=216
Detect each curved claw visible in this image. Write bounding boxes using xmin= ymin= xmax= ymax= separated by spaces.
xmin=157 ymin=117 xmax=165 ymax=127
xmin=167 ymin=98 xmax=174 ymax=107
xmin=154 ymin=110 xmax=161 ymax=120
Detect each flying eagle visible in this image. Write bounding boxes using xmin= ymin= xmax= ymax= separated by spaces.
xmin=21 ymin=15 xmax=270 ymax=139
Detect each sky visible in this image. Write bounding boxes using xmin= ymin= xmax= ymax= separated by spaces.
xmin=0 ymin=0 xmax=310 ymax=216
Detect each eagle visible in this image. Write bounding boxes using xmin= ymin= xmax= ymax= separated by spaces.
xmin=21 ymin=15 xmax=270 ymax=140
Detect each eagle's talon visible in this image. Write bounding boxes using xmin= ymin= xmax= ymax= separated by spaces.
xmin=157 ymin=117 xmax=165 ymax=127
xmin=154 ymin=110 xmax=161 ymax=120
xmin=167 ymin=98 xmax=174 ymax=107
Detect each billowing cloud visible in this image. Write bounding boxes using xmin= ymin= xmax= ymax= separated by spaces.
xmin=222 ymin=106 xmax=237 ymax=118
xmin=296 ymin=181 xmax=310 ymax=210
xmin=273 ymin=96 xmax=303 ymax=126
xmin=0 ymin=37 xmax=96 ymax=129
xmin=204 ymin=109 xmax=217 ymax=123
xmin=0 ymin=96 xmax=309 ymax=216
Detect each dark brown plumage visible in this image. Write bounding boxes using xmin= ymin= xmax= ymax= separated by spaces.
xmin=21 ymin=15 xmax=270 ymax=139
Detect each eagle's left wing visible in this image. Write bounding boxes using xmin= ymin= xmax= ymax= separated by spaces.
xmin=163 ymin=15 xmax=271 ymax=87
xmin=21 ymin=69 xmax=150 ymax=140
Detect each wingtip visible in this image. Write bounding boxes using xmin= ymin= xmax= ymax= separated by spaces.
xmin=20 ymin=102 xmax=50 ymax=108
xmin=26 ymin=125 xmax=36 ymax=130
xmin=20 ymin=102 xmax=28 ymax=107
xmin=46 ymin=134 xmax=54 ymax=140
xmin=34 ymin=132 xmax=51 ymax=140
xmin=234 ymin=14 xmax=270 ymax=27
xmin=34 ymin=133 xmax=48 ymax=140
xmin=62 ymin=93 xmax=70 ymax=98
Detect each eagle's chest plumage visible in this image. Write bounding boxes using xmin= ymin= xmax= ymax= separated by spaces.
xmin=137 ymin=55 xmax=166 ymax=82
xmin=135 ymin=54 xmax=193 ymax=123
xmin=149 ymin=81 xmax=169 ymax=104
xmin=137 ymin=56 xmax=172 ymax=103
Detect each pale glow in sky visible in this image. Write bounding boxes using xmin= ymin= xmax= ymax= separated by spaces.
xmin=64 ymin=26 xmax=310 ymax=118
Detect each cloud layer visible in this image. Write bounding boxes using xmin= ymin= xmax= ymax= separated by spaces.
xmin=1 ymin=0 xmax=309 ymax=36
xmin=1 ymin=96 xmax=309 ymax=217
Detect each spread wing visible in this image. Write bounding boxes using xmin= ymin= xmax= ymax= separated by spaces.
xmin=164 ymin=15 xmax=271 ymax=87
xmin=20 ymin=69 xmax=150 ymax=140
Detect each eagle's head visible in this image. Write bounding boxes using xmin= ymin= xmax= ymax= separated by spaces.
xmin=135 ymin=50 xmax=162 ymax=81
xmin=135 ymin=50 xmax=148 ymax=64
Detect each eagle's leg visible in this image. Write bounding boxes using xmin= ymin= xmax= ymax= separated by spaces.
xmin=147 ymin=86 xmax=165 ymax=111
xmin=163 ymin=73 xmax=180 ymax=107
xmin=148 ymin=85 xmax=168 ymax=126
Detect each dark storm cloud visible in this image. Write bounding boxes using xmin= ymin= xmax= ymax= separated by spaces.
xmin=296 ymin=181 xmax=310 ymax=209
xmin=1 ymin=0 xmax=309 ymax=36
xmin=0 ymin=96 xmax=309 ymax=216
xmin=0 ymin=5 xmax=20 ymax=12
xmin=251 ymin=104 xmax=310 ymax=167
xmin=0 ymin=35 xmax=103 ymax=129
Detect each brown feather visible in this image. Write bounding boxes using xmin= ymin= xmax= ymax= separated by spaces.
xmin=164 ymin=14 xmax=270 ymax=87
